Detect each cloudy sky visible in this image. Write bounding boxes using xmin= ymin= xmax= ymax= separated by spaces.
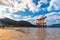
xmin=0 ymin=0 xmax=60 ymax=26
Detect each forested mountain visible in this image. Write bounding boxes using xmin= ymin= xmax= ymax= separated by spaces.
xmin=0 ymin=18 xmax=36 ymax=27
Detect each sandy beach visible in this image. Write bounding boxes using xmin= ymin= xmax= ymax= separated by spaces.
xmin=0 ymin=29 xmax=28 ymax=40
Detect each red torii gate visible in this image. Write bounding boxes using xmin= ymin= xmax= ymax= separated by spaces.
xmin=36 ymin=16 xmax=47 ymax=28
xmin=36 ymin=17 xmax=47 ymax=40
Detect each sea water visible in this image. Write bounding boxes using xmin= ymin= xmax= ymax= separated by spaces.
xmin=5 ymin=27 xmax=60 ymax=40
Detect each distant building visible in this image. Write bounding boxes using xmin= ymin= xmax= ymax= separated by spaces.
xmin=36 ymin=17 xmax=47 ymax=27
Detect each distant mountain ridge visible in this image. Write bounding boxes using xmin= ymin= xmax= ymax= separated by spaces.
xmin=0 ymin=18 xmax=60 ymax=27
xmin=0 ymin=18 xmax=36 ymax=27
xmin=47 ymin=24 xmax=60 ymax=28
xmin=0 ymin=18 xmax=16 ymax=22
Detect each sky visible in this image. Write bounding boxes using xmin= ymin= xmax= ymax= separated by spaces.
xmin=0 ymin=0 xmax=60 ymax=26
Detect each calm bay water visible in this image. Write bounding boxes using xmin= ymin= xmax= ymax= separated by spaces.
xmin=46 ymin=28 xmax=60 ymax=40
xmin=0 ymin=27 xmax=60 ymax=40
xmin=8 ymin=27 xmax=60 ymax=40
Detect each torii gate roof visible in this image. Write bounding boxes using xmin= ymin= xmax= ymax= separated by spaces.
xmin=37 ymin=16 xmax=47 ymax=20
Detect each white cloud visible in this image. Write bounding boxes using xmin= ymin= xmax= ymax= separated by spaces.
xmin=33 ymin=15 xmax=43 ymax=19
xmin=47 ymin=0 xmax=60 ymax=11
xmin=22 ymin=15 xmax=43 ymax=25
xmin=37 ymin=0 xmax=48 ymax=8
xmin=38 ymin=0 xmax=48 ymax=4
xmin=2 ymin=0 xmax=60 ymax=14
xmin=0 ymin=12 xmax=21 ymax=21
xmin=45 ymin=12 xmax=60 ymax=26
xmin=0 ymin=0 xmax=40 ymax=13
xmin=21 ymin=16 xmax=36 ymax=25
xmin=22 ymin=16 xmax=32 ymax=21
xmin=0 ymin=0 xmax=49 ymax=13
